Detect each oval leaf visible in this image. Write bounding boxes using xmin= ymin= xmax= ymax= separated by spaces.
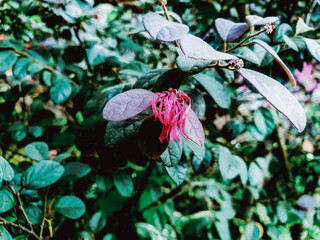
xmin=113 ymin=170 xmax=134 ymax=198
xmin=24 ymin=142 xmax=49 ymax=161
xmin=143 ymin=12 xmax=189 ymax=42
xmin=63 ymin=162 xmax=91 ymax=178
xmin=215 ymin=18 xmax=248 ymax=42
xmin=165 ymin=160 xmax=188 ymax=185
xmin=184 ymin=108 xmax=205 ymax=146
xmin=245 ymin=15 xmax=278 ymax=27
xmin=303 ymin=38 xmax=320 ymax=62
xmin=297 ymin=195 xmax=318 ymax=209
xmin=250 ymin=39 xmax=296 ymax=87
xmin=193 ymin=74 xmax=231 ymax=109
xmin=245 ymin=222 xmax=260 ymax=240
xmin=89 ymin=211 xmax=107 ymax=233
xmin=180 ymin=34 xmax=236 ymax=61
xmin=103 ymin=89 xmax=154 ymax=122
xmin=24 ymin=161 xmax=64 ymax=189
xmin=238 ymin=68 xmax=306 ymax=133
xmin=54 ymin=196 xmax=86 ymax=219
xmin=0 ymin=189 xmax=16 ymax=213
xmin=160 ymin=138 xmax=183 ymax=167
xmin=0 ymin=156 xmax=14 ymax=181
xmin=0 ymin=226 xmax=13 ymax=240
xmin=0 ymin=50 xmax=17 ymax=72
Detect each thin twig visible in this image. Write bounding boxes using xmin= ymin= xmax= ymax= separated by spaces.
xmin=0 ymin=217 xmax=41 ymax=240
xmin=9 ymin=185 xmax=34 ymax=232
xmin=39 ymin=188 xmax=49 ymax=238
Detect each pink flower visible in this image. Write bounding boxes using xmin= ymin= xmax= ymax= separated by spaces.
xmin=295 ymin=62 xmax=318 ymax=93
xmin=152 ymin=88 xmax=191 ymax=143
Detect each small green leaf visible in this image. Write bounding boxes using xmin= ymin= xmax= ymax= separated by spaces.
xmin=248 ymin=162 xmax=264 ymax=187
xmin=193 ymin=73 xmax=231 ymax=109
xmin=0 ymin=50 xmax=17 ymax=72
xmin=0 ymin=189 xmax=16 ymax=213
xmin=64 ymin=162 xmax=91 ymax=178
xmin=13 ymin=58 xmax=32 ymax=78
xmin=0 ymin=156 xmax=14 ymax=181
xmin=23 ymin=161 xmax=64 ymax=189
xmin=25 ymin=205 xmax=42 ymax=225
xmin=245 ymin=222 xmax=260 ymax=240
xmin=165 ymin=159 xmax=188 ymax=185
xmin=24 ymin=142 xmax=50 ymax=161
xmin=113 ymin=170 xmax=134 ymax=197
xmin=160 ymin=138 xmax=183 ymax=167
xmin=88 ymin=44 xmax=109 ymax=66
xmin=50 ymin=74 xmax=72 ymax=104
xmin=0 ymin=226 xmax=13 ymax=240
xmin=253 ymin=107 xmax=275 ymax=137
xmin=27 ymin=62 xmax=44 ymax=73
xmin=283 ymin=35 xmax=298 ymax=52
xmin=89 ymin=211 xmax=107 ymax=233
xmin=304 ymin=38 xmax=320 ymax=62
xmin=54 ymin=196 xmax=86 ymax=219
xmin=296 ymin=18 xmax=314 ymax=35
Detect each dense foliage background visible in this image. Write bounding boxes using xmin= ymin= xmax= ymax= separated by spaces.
xmin=0 ymin=0 xmax=320 ymax=239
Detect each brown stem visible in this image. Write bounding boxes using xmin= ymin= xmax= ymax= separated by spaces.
xmin=0 ymin=217 xmax=41 ymax=240
xmin=39 ymin=188 xmax=49 ymax=238
xmin=9 ymin=185 xmax=34 ymax=232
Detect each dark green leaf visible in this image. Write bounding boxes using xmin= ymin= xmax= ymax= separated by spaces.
xmin=113 ymin=170 xmax=134 ymax=197
xmin=50 ymin=74 xmax=72 ymax=104
xmin=64 ymin=162 xmax=91 ymax=178
xmin=25 ymin=205 xmax=42 ymax=225
xmin=165 ymin=159 xmax=188 ymax=185
xmin=54 ymin=196 xmax=86 ymax=219
xmin=160 ymin=138 xmax=183 ymax=167
xmin=245 ymin=222 xmax=260 ymax=240
xmin=0 ymin=50 xmax=17 ymax=72
xmin=89 ymin=212 xmax=107 ymax=233
xmin=0 ymin=189 xmax=16 ymax=213
xmin=254 ymin=107 xmax=275 ymax=137
xmin=13 ymin=58 xmax=32 ymax=78
xmin=0 ymin=226 xmax=13 ymax=240
xmin=193 ymin=73 xmax=231 ymax=109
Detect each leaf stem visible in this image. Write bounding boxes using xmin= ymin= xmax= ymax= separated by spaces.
xmin=39 ymin=188 xmax=49 ymax=238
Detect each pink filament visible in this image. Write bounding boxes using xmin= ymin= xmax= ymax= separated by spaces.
xmin=152 ymin=88 xmax=191 ymax=143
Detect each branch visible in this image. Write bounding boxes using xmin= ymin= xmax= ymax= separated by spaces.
xmin=0 ymin=217 xmax=41 ymax=240
xmin=39 ymin=188 xmax=49 ymax=238
xmin=9 ymin=185 xmax=34 ymax=233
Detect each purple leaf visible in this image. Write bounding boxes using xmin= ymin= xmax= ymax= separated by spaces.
xmin=143 ymin=12 xmax=189 ymax=42
xmin=184 ymin=108 xmax=205 ymax=146
xmin=180 ymin=34 xmax=237 ymax=61
xmin=245 ymin=15 xmax=279 ymax=27
xmin=297 ymin=195 xmax=318 ymax=209
xmin=250 ymin=39 xmax=296 ymax=87
xmin=238 ymin=68 xmax=306 ymax=133
xmin=215 ymin=18 xmax=249 ymax=42
xmin=102 ymin=89 xmax=154 ymax=122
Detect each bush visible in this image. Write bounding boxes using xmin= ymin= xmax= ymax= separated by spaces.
xmin=0 ymin=0 xmax=319 ymax=239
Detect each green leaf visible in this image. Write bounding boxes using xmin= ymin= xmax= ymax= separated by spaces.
xmin=50 ymin=74 xmax=73 ymax=104
xmin=215 ymin=219 xmax=231 ymax=240
xmin=304 ymin=38 xmax=320 ymax=62
xmin=253 ymin=107 xmax=275 ymax=137
xmin=119 ymin=61 xmax=150 ymax=79
xmin=274 ymin=23 xmax=294 ymax=43
xmin=25 ymin=205 xmax=42 ymax=225
xmin=277 ymin=204 xmax=288 ymax=223
xmin=135 ymin=222 xmax=160 ymax=239
xmin=24 ymin=161 xmax=64 ymax=189
xmin=283 ymin=35 xmax=298 ymax=52
xmin=24 ymin=142 xmax=50 ymax=161
xmin=63 ymin=162 xmax=91 ymax=178
xmin=104 ymin=114 xmax=146 ymax=147
xmin=88 ymin=44 xmax=109 ymax=66
xmin=0 ymin=156 xmax=14 ymax=181
xmin=28 ymin=126 xmax=43 ymax=138
xmin=54 ymin=196 xmax=86 ymax=219
xmin=0 ymin=189 xmax=16 ymax=213
xmin=232 ymin=47 xmax=260 ymax=65
xmin=296 ymin=18 xmax=314 ymax=35
xmin=103 ymin=233 xmax=116 ymax=240
xmin=27 ymin=62 xmax=44 ymax=73
xmin=193 ymin=73 xmax=231 ymax=109
xmin=0 ymin=226 xmax=13 ymax=240
xmin=176 ymin=48 xmax=210 ymax=74
xmin=113 ymin=170 xmax=134 ymax=197
xmin=0 ymin=39 xmax=24 ymax=51
xmin=165 ymin=159 xmax=188 ymax=185
xmin=13 ymin=58 xmax=32 ymax=78
xmin=160 ymin=138 xmax=183 ymax=167
xmin=248 ymin=162 xmax=264 ymax=187
xmin=245 ymin=222 xmax=260 ymax=240
xmin=0 ymin=50 xmax=17 ymax=72
xmin=133 ymin=68 xmax=169 ymax=89
xmin=89 ymin=211 xmax=107 ymax=233
xmin=53 ymin=153 xmax=71 ymax=163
